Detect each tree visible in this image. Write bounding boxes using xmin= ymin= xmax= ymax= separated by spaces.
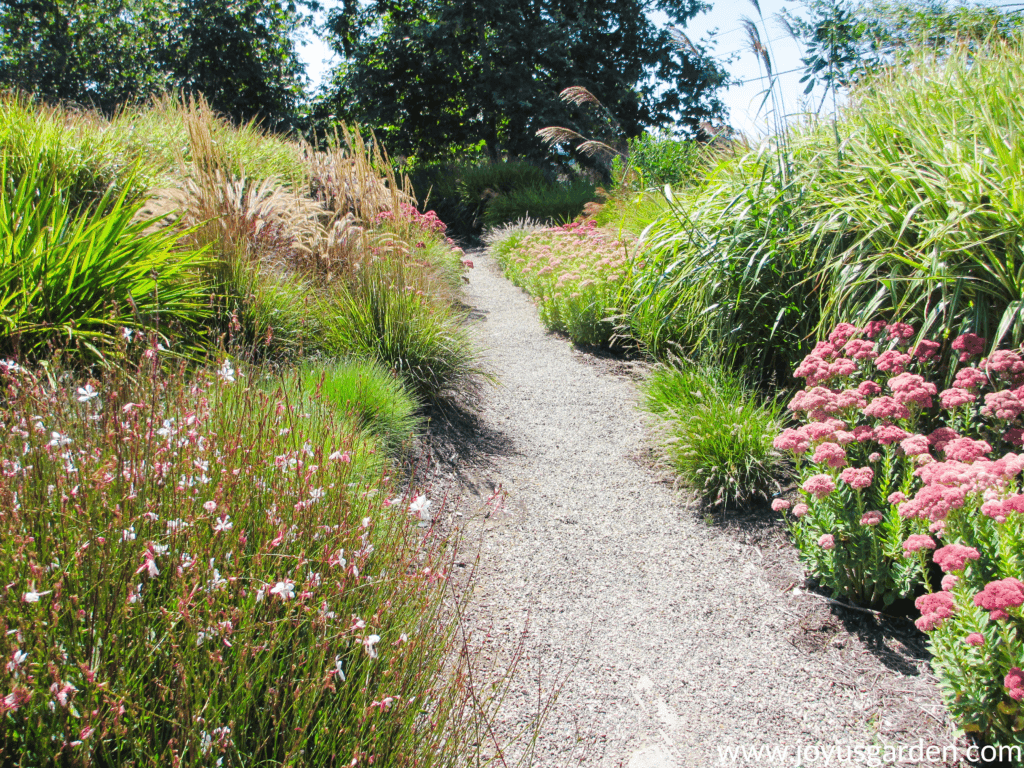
xmin=0 ymin=0 xmax=311 ymax=127
xmin=783 ymin=0 xmax=1024 ymax=105
xmin=0 ymin=0 xmax=172 ymax=112
xmin=318 ymin=0 xmax=729 ymax=162
xmin=161 ymin=0 xmax=310 ymax=129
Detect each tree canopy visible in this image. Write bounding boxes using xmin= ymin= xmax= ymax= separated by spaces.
xmin=783 ymin=0 xmax=1024 ymax=106
xmin=319 ymin=0 xmax=730 ymax=161
xmin=0 ymin=0 xmax=309 ymax=127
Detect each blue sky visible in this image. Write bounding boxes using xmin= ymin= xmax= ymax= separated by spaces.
xmin=295 ymin=0 xmax=815 ymax=138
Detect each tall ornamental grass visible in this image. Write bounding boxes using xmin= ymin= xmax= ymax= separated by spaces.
xmin=623 ymin=38 xmax=1024 ymax=384
xmin=0 ymin=355 xmax=471 ymax=766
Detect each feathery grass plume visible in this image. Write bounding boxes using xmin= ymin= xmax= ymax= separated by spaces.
xmin=559 ymin=86 xmax=601 ymax=107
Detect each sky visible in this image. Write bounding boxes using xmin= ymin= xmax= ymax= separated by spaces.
xmin=295 ymin=0 xmax=818 ymax=139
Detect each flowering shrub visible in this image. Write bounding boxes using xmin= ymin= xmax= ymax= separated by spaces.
xmin=0 ymin=355 xmax=468 ymax=765
xmin=774 ymin=322 xmax=1024 ymax=747
xmin=490 ymin=220 xmax=630 ymax=346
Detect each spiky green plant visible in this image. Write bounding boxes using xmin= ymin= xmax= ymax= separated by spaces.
xmin=0 ymin=155 xmax=207 ymax=363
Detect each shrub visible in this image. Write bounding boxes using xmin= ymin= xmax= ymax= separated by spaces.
xmin=773 ymin=320 xmax=1024 ymax=749
xmin=303 ymin=358 xmax=422 ymax=453
xmin=0 ymin=158 xmax=207 ymax=364
xmin=0 ymin=359 xmax=468 ymax=765
xmin=481 ymin=179 xmax=596 ymax=229
xmin=642 ymin=360 xmax=785 ymax=508
xmin=612 ymin=133 xmax=704 ymax=190
xmin=490 ymin=220 xmax=628 ymax=346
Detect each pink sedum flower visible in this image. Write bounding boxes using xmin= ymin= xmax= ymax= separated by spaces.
xmin=903 ymin=534 xmax=936 ymax=555
xmin=874 ymin=424 xmax=910 ymax=445
xmin=860 ymin=510 xmax=884 ymax=526
xmin=965 ymin=633 xmax=985 ymax=647
xmin=915 ymin=591 xmax=957 ymax=631
xmin=900 ymin=435 xmax=930 ymax=456
xmin=773 ymin=429 xmax=810 ymax=454
xmin=875 ymin=350 xmax=911 ymax=374
xmin=943 ymin=437 xmax=993 ymax=463
xmin=939 ymin=388 xmax=975 ymax=409
xmin=952 ymin=333 xmax=986 ymax=362
xmin=887 ymin=322 xmax=915 ymax=342
xmin=941 ymin=574 xmax=959 ymax=592
xmin=953 ymin=366 xmax=988 ymax=390
xmin=802 ymin=474 xmax=836 ymax=499
xmin=863 ymin=396 xmax=910 ymax=421
xmin=770 ymin=499 xmax=790 ymax=512
xmin=812 ymin=442 xmax=847 ymax=468
xmin=933 ymin=544 xmax=981 ymax=573
xmin=818 ymin=534 xmax=835 ymax=550
xmin=792 ymin=503 xmax=809 ymax=518
xmin=1006 ymin=668 xmax=1024 ymax=701
xmin=973 ymin=577 xmax=1024 ymax=620
xmin=840 ymin=466 xmax=873 ymax=489
xmin=982 ymin=390 xmax=1024 ymax=420
xmin=828 ymin=323 xmax=860 ymax=346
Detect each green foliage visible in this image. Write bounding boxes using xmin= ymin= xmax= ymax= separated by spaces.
xmin=0 ymin=0 xmax=309 ymax=127
xmin=0 ymin=154 xmax=206 ymax=364
xmin=641 ymin=360 xmax=785 ymax=508
xmin=481 ymin=179 xmax=596 ymax=228
xmin=322 ymin=0 xmax=729 ymax=162
xmin=327 ymin=260 xmax=483 ymax=402
xmin=784 ymin=0 xmax=1024 ymax=101
xmin=0 ymin=361 xmax=471 ymax=765
xmin=304 ymin=358 xmax=423 ymax=453
xmin=612 ymin=132 xmax=704 ymax=189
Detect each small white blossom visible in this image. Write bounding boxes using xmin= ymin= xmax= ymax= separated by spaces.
xmin=270 ymin=580 xmax=295 ymax=600
xmin=75 ymin=385 xmax=99 ymax=403
xmin=218 ymin=360 xmax=236 ymax=384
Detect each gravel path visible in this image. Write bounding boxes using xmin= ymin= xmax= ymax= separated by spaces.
xmin=445 ymin=249 xmax=961 ymax=768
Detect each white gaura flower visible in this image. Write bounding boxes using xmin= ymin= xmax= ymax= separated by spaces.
xmin=213 ymin=515 xmax=233 ymax=534
xmin=309 ymin=487 xmax=325 ymax=503
xmin=218 ymin=360 xmax=236 ymax=384
xmin=270 ymin=580 xmax=295 ymax=600
xmin=408 ymin=495 xmax=431 ymax=519
xmin=23 ymin=589 xmax=51 ymax=603
xmin=332 ymin=655 xmax=345 ymax=681
xmin=75 ymin=384 xmax=99 ymax=403
xmin=363 ymin=634 xmax=381 ymax=658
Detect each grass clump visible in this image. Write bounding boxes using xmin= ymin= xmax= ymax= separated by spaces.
xmin=0 ymin=156 xmax=206 ymax=363
xmin=642 ymin=360 xmax=785 ymax=508
xmin=304 ymin=358 xmax=422 ymax=452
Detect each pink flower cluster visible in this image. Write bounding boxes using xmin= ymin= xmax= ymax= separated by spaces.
xmin=915 ymin=591 xmax=957 ymax=631
xmin=375 ymin=203 xmax=448 ymax=235
xmin=932 ymin=544 xmax=980 ymax=573
xmin=973 ymin=577 xmax=1024 ymax=620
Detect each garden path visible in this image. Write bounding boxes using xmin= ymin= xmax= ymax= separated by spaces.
xmin=442 ymin=249 xmax=956 ymax=767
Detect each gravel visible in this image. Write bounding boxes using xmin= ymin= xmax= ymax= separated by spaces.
xmin=436 ymin=248 xmax=966 ymax=768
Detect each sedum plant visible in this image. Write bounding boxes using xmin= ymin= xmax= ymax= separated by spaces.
xmin=774 ymin=321 xmax=1024 ymax=747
